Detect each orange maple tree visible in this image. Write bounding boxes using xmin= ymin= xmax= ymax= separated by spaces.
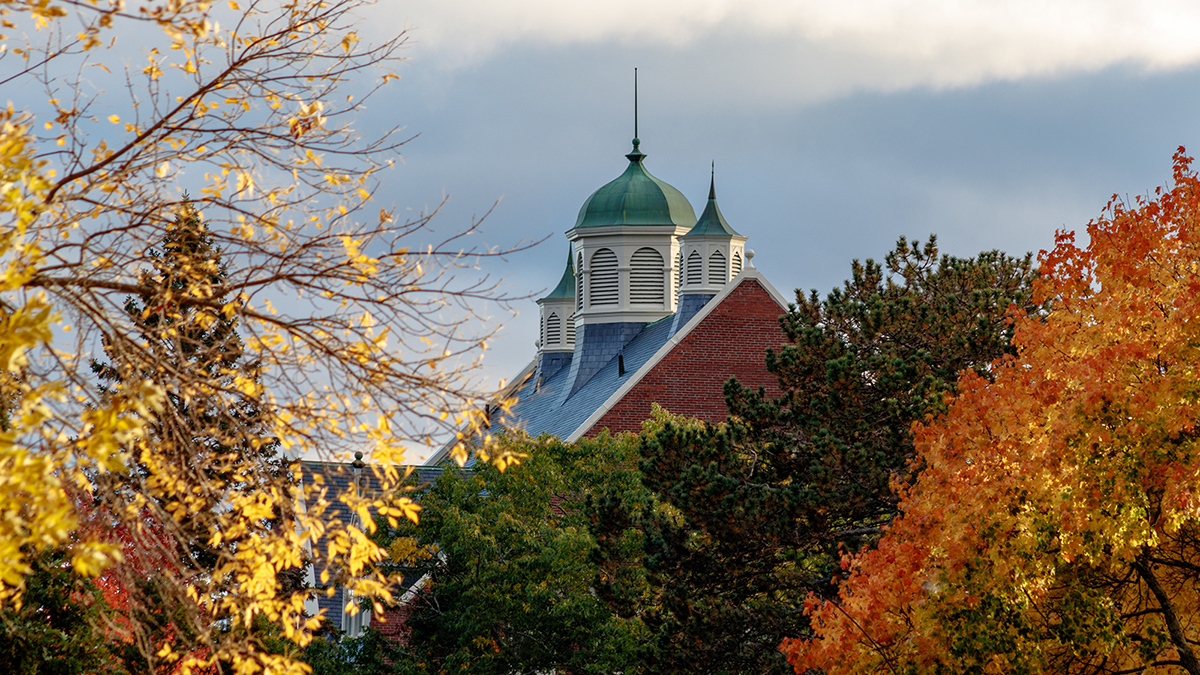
xmin=784 ymin=148 xmax=1200 ymax=675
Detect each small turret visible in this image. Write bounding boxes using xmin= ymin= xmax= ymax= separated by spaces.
xmin=535 ymin=249 xmax=576 ymax=383
xmin=674 ymin=168 xmax=748 ymax=332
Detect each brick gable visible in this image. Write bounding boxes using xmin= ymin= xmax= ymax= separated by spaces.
xmin=583 ymin=278 xmax=788 ymax=436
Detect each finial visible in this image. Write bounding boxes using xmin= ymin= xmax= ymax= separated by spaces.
xmin=709 ymin=161 xmax=716 ymax=200
xmin=746 ymin=249 xmax=756 ymax=268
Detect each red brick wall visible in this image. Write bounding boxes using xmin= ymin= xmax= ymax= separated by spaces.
xmin=585 ymin=278 xmax=788 ymax=436
xmin=374 ymin=600 xmax=416 ymax=645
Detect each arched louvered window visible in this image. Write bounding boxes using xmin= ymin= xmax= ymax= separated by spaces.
xmin=576 ymin=252 xmax=583 ymax=311
xmin=546 ymin=312 xmax=562 ymax=345
xmin=708 ymin=250 xmax=727 ymax=285
xmin=566 ymin=312 xmax=576 ymax=344
xmin=732 ymin=251 xmax=743 ymax=277
xmin=675 ymin=250 xmax=682 ymax=302
xmin=686 ymin=250 xmax=702 ymax=286
xmin=590 ymin=248 xmax=619 ymax=306
xmin=630 ymin=247 xmax=664 ymax=304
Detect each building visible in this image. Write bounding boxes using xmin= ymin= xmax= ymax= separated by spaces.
xmin=307 ymin=134 xmax=795 ymax=639
xmin=299 ymin=457 xmax=445 ymax=638
xmin=429 ymin=136 xmax=792 ymax=456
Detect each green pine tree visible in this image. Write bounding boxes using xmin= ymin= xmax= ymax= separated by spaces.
xmin=89 ymin=200 xmax=299 ymax=669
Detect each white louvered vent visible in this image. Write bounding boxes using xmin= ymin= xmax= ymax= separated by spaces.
xmin=732 ymin=251 xmax=743 ymax=277
xmin=546 ymin=312 xmax=561 ymax=345
xmin=708 ymin=250 xmax=727 ymax=285
xmin=630 ymin=247 xmax=664 ymax=304
xmin=686 ymin=250 xmax=702 ymax=286
xmin=539 ymin=314 xmax=544 ymax=346
xmin=576 ymin=252 xmax=583 ymax=311
xmin=590 ymin=248 xmax=619 ymax=306
xmin=566 ymin=312 xmax=576 ymax=344
xmin=675 ymin=250 xmax=682 ymax=303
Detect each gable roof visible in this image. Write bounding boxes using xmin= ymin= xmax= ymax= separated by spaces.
xmin=431 ymin=266 xmax=789 ymax=455
xmin=565 ymin=266 xmax=788 ymax=441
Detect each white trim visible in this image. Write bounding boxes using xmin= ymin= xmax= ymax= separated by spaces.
xmin=565 ymin=267 xmax=790 ymax=443
xmin=398 ymin=572 xmax=432 ymax=605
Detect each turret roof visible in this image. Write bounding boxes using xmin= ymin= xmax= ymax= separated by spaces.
xmin=684 ymin=171 xmax=741 ymax=237
xmin=540 ymin=249 xmax=575 ymax=301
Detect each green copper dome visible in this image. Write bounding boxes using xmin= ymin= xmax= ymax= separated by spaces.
xmin=573 ymin=140 xmax=696 ymax=229
xmin=540 ymin=248 xmax=575 ymax=301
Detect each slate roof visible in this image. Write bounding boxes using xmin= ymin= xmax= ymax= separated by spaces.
xmin=423 ymin=268 xmax=790 ymax=467
xmin=492 ymin=314 xmax=679 ymax=440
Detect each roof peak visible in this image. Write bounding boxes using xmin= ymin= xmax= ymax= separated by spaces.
xmin=540 ymin=247 xmax=575 ymax=301
xmin=626 ymin=137 xmax=645 ymax=163
xmin=685 ymin=167 xmax=741 ymax=238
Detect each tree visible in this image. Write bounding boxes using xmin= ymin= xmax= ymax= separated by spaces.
xmin=86 ymin=201 xmax=300 ymax=671
xmin=390 ymin=432 xmax=648 ymax=675
xmin=0 ymin=546 xmax=128 ymax=675
xmin=785 ymin=148 xmax=1200 ymax=675
xmin=0 ymin=1 xmax=521 ymax=672
xmin=614 ymin=238 xmax=1041 ymax=673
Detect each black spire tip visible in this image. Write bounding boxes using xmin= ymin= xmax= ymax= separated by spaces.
xmin=627 ymin=68 xmax=644 ymax=162
xmin=709 ymin=161 xmax=716 ymax=200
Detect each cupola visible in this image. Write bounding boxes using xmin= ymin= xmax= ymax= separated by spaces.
xmin=674 ymin=170 xmax=748 ymax=332
xmin=561 ymin=139 xmax=695 ymax=398
xmin=680 ymin=170 xmax=747 ymax=296
xmin=535 ymin=250 xmax=576 ymax=383
xmin=567 ymin=140 xmax=695 ymax=328
xmin=573 ymin=140 xmax=697 ymax=230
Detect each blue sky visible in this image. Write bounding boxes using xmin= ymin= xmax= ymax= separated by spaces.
xmin=351 ymin=2 xmax=1200 ymax=420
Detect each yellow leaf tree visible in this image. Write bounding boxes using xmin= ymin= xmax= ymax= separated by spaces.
xmin=0 ymin=1 xmax=519 ymax=673
xmin=784 ymin=147 xmax=1200 ymax=675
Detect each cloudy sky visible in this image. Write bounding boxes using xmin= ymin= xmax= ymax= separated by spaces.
xmin=346 ymin=0 xmax=1200 ymax=450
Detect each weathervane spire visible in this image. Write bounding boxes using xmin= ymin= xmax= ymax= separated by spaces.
xmin=627 ymin=68 xmax=644 ymax=161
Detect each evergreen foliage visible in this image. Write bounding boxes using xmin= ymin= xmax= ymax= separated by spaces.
xmin=594 ymin=237 xmax=1042 ymax=673
xmin=389 ymin=433 xmax=648 ymax=675
xmin=87 ymin=202 xmax=297 ymax=668
xmin=0 ymin=548 xmax=125 ymax=675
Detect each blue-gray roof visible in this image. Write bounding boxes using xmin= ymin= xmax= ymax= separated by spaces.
xmin=491 ymin=315 xmax=678 ymax=439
